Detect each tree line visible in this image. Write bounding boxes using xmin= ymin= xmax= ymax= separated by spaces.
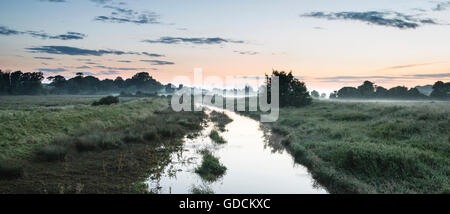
xmin=329 ymin=80 xmax=450 ymax=100
xmin=0 ymin=70 xmax=165 ymax=95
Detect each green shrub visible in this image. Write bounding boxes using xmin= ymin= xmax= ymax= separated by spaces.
xmin=36 ymin=145 xmax=68 ymax=162
xmin=92 ymin=96 xmax=119 ymax=106
xmin=0 ymin=160 xmax=24 ymax=180
xmin=195 ymin=150 xmax=227 ymax=182
xmin=209 ymin=130 xmax=226 ymax=144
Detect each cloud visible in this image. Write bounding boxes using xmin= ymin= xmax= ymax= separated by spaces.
xmin=118 ymin=60 xmax=131 ymax=63
xmin=95 ymin=65 xmax=141 ymax=70
xmin=234 ymin=51 xmax=259 ymax=55
xmin=406 ymin=73 xmax=450 ymax=78
xmin=95 ymin=5 xmax=160 ymax=24
xmin=26 ymin=31 xmax=87 ymax=40
xmin=140 ymin=60 xmax=175 ymax=65
xmin=26 ymin=46 xmax=165 ymax=58
xmin=0 ymin=26 xmax=86 ymax=40
xmin=76 ymin=66 xmax=91 ymax=69
xmin=39 ymin=0 xmax=66 ymax=2
xmin=378 ymin=62 xmax=441 ymax=71
xmin=0 ymin=26 xmax=21 ymax=35
xmin=143 ymin=37 xmax=244 ymax=45
xmin=316 ymin=73 xmax=450 ymax=82
xmin=38 ymin=68 xmax=67 ymax=73
xmin=301 ymin=11 xmax=439 ymax=29
xmin=433 ymin=1 xmax=450 ymax=11
xmin=97 ymin=70 xmax=120 ymax=75
xmin=34 ymin=57 xmax=55 ymax=60
xmin=27 ymin=46 xmax=126 ymax=56
xmin=142 ymin=52 xmax=165 ymax=57
xmin=90 ymin=0 xmax=112 ymax=4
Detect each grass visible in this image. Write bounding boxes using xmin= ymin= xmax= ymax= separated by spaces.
xmin=210 ymin=111 xmax=233 ymax=132
xmin=0 ymin=159 xmax=24 ymax=180
xmin=209 ymin=130 xmax=227 ymax=144
xmin=190 ymin=184 xmax=214 ymax=194
xmin=0 ymin=96 xmax=162 ymax=160
xmin=242 ymin=100 xmax=450 ymax=194
xmin=195 ymin=150 xmax=227 ymax=182
xmin=0 ymin=96 xmax=206 ymax=193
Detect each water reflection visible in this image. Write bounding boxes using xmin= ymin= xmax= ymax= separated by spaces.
xmin=146 ymin=108 xmax=328 ymax=194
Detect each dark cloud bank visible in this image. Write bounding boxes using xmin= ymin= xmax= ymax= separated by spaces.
xmin=0 ymin=26 xmax=86 ymax=40
xmin=301 ymin=11 xmax=440 ymax=29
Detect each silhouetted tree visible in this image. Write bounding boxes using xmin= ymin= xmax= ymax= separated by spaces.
xmin=329 ymin=91 xmax=337 ymax=99
xmin=265 ymin=70 xmax=312 ymax=107
xmin=357 ymin=81 xmax=375 ymax=98
xmin=337 ymin=87 xmax=359 ymax=99
xmin=375 ymin=86 xmax=388 ymax=98
xmin=430 ymin=81 xmax=450 ymax=100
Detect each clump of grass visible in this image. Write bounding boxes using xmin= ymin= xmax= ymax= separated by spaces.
xmin=92 ymin=96 xmax=119 ymax=106
xmin=0 ymin=159 xmax=24 ymax=180
xmin=370 ymin=122 xmax=421 ymax=140
xmin=75 ymin=133 xmax=124 ymax=152
xmin=35 ymin=145 xmax=68 ymax=162
xmin=190 ymin=184 xmax=214 ymax=194
xmin=195 ymin=150 xmax=227 ymax=182
xmin=329 ymin=112 xmax=372 ymax=121
xmin=209 ymin=130 xmax=227 ymax=144
xmin=210 ymin=111 xmax=232 ymax=132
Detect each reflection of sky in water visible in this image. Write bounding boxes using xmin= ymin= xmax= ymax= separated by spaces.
xmin=146 ymin=108 xmax=327 ymax=194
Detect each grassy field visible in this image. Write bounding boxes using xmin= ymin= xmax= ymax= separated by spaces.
xmin=0 ymin=95 xmax=206 ymax=193
xmin=244 ymin=100 xmax=450 ymax=194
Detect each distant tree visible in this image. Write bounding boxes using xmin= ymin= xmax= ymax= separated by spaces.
xmin=113 ymin=77 xmax=125 ymax=89
xmin=375 ymin=86 xmax=388 ymax=98
xmin=329 ymin=91 xmax=337 ymax=99
xmin=311 ymin=90 xmax=320 ymax=98
xmin=407 ymin=88 xmax=427 ymax=99
xmin=0 ymin=70 xmax=9 ymax=94
xmin=430 ymin=81 xmax=450 ymax=99
xmin=165 ymin=83 xmax=175 ymax=93
xmin=337 ymin=87 xmax=359 ymax=99
xmin=357 ymin=81 xmax=375 ymax=98
xmin=321 ymin=93 xmax=327 ymax=99
xmin=265 ymin=70 xmax=312 ymax=107
xmin=386 ymin=86 xmax=409 ymax=99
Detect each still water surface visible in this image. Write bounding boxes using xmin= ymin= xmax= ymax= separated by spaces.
xmin=146 ymin=108 xmax=327 ymax=194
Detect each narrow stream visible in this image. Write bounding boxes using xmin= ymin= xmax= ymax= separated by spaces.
xmin=146 ymin=108 xmax=328 ymax=194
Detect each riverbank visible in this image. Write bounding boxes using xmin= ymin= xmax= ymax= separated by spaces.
xmin=148 ymin=107 xmax=327 ymax=194
xmin=0 ymin=96 xmax=206 ymax=193
xmin=242 ymin=100 xmax=450 ymax=194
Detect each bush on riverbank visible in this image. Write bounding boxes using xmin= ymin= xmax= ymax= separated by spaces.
xmin=209 ymin=130 xmax=227 ymax=144
xmin=210 ymin=111 xmax=233 ymax=132
xmin=195 ymin=150 xmax=227 ymax=182
xmin=92 ymin=96 xmax=119 ymax=106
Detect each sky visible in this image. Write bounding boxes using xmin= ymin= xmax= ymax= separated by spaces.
xmin=1 ymin=0 xmax=450 ymax=93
